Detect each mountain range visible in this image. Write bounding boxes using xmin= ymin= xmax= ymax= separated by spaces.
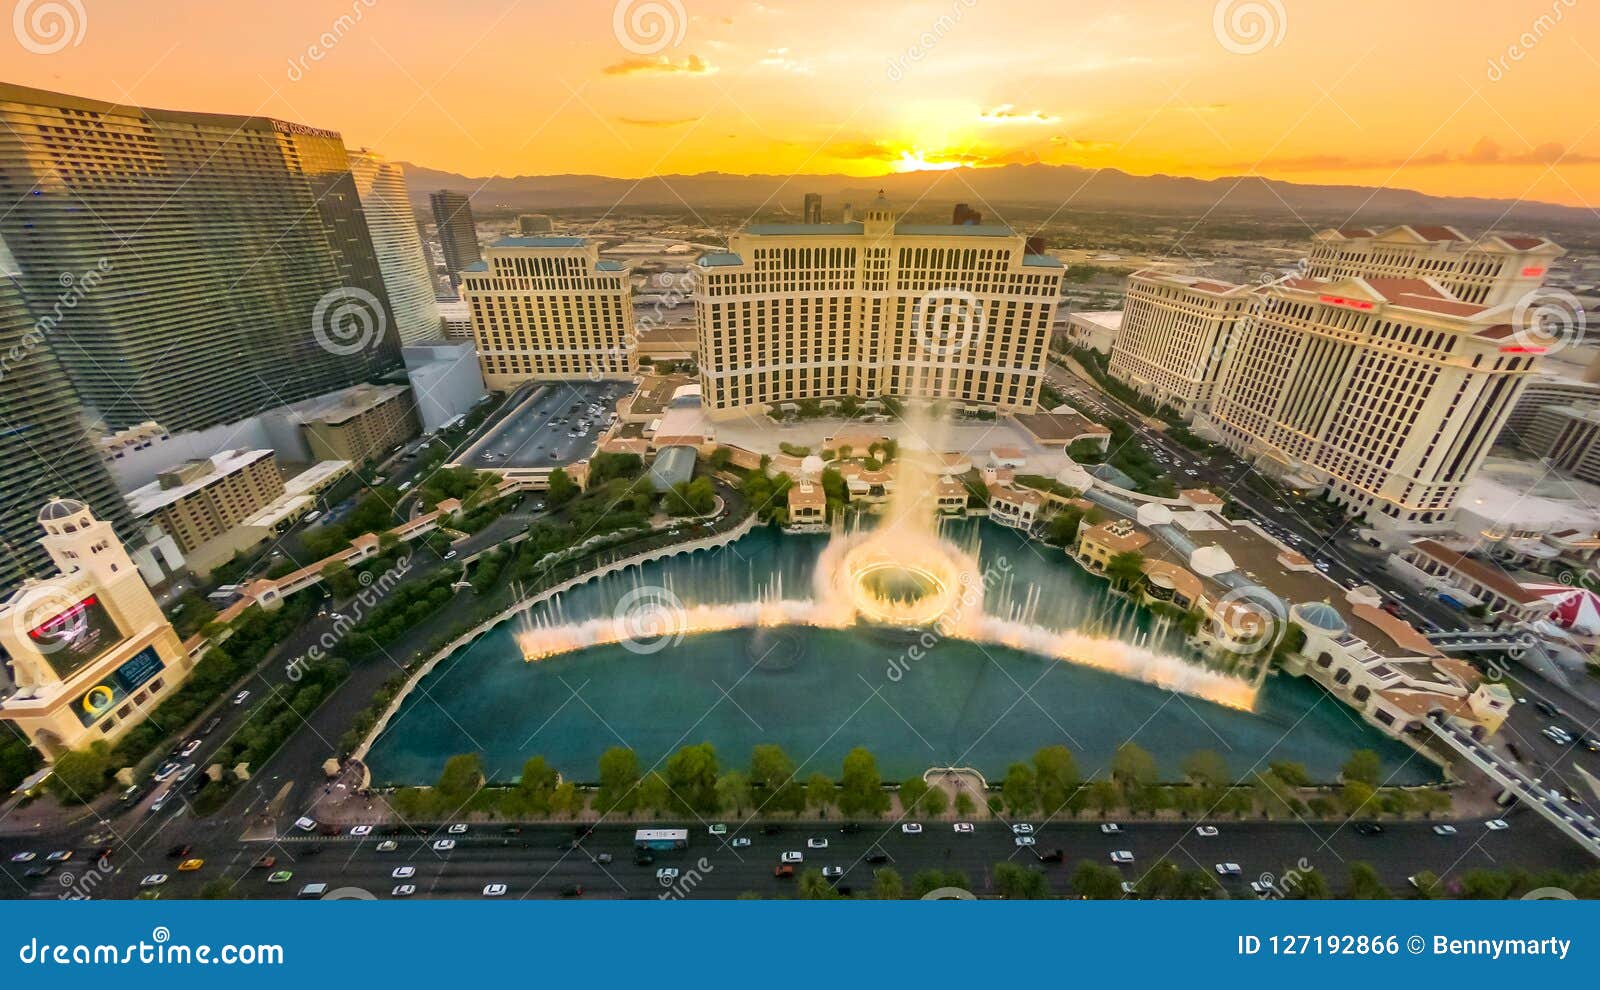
xmin=398 ymin=162 xmax=1588 ymax=229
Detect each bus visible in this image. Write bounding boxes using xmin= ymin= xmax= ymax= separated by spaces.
xmin=634 ymin=828 xmax=688 ymax=851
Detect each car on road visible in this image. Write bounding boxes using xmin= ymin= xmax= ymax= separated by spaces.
xmin=560 ymin=885 xmax=584 ymax=897
xmin=1033 ymin=848 xmax=1065 ymax=863
xmin=447 ymin=823 xmax=469 ymax=835
xmin=166 ymin=845 xmax=191 ymax=859
xmin=391 ymin=884 xmax=416 ymax=897
xmin=376 ymin=840 xmax=399 ymax=852
xmin=595 ymin=852 xmax=614 ymax=864
xmin=153 ymin=761 xmax=180 ymax=782
xmin=482 ymin=884 xmax=509 ymax=897
xmin=392 ymin=866 xmax=416 ymax=879
xmin=432 ymin=839 xmax=456 ymax=852
xmin=655 ymin=868 xmax=680 ymax=882
xmin=1194 ymin=825 xmax=1219 ymax=837
xmin=1014 ymin=835 xmax=1036 ymax=847
xmin=1485 ymin=819 xmax=1510 ymax=831
xmin=1011 ymin=823 xmax=1034 ymax=835
xmin=760 ymin=824 xmax=783 ymax=835
xmin=1249 ymin=880 xmax=1272 ymax=898
xmin=178 ymin=858 xmax=204 ymax=872
xmin=1354 ymin=822 xmax=1384 ymax=836
xmin=1110 ymin=851 xmax=1134 ymax=865
xmin=232 ymin=690 xmax=250 ymax=705
xmin=708 ymin=823 xmax=727 ymax=835
xmin=201 ymin=716 xmax=222 ymax=735
xmin=174 ymin=764 xmax=196 ymax=783
xmin=773 ymin=864 xmax=795 ymax=879
xmin=1432 ymin=824 xmax=1458 ymax=836
xmin=267 ymin=871 xmax=293 ymax=884
xmin=821 ymin=866 xmax=844 ymax=879
xmin=349 ymin=825 xmax=373 ymax=836
xmin=806 ymin=837 xmax=828 ymax=849
xmin=179 ymin=739 xmax=202 ymax=758
xmin=294 ymin=817 xmax=317 ymax=832
xmin=781 ymin=851 xmax=804 ymax=864
xmin=731 ymin=837 xmax=751 ymax=848
xmin=1100 ymin=823 xmax=1122 ymax=834
xmin=865 ymin=850 xmax=889 ymax=864
xmin=253 ymin=855 xmax=276 ymax=869
xmin=140 ymin=874 xmax=168 ymax=888
xmin=901 ymin=823 xmax=923 ymax=835
xmin=1215 ymin=863 xmax=1242 ymax=876
xmin=953 ymin=822 xmax=974 ymax=834
xmin=8 ymin=852 xmax=35 ymax=863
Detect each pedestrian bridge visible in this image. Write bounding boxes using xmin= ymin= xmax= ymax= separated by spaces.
xmin=1425 ymin=714 xmax=1600 ymax=860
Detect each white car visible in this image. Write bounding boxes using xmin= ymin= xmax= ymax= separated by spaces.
xmin=1011 ymin=823 xmax=1034 ymax=835
xmin=821 ymin=866 xmax=844 ymax=879
xmin=391 ymin=866 xmax=415 ymax=879
xmin=655 ymin=868 xmax=679 ymax=881
xmin=1194 ymin=825 xmax=1219 ymax=837
xmin=140 ymin=874 xmax=168 ymax=888
xmin=293 ymin=816 xmax=317 ymax=832
xmin=1432 ymin=824 xmax=1458 ymax=836
xmin=1100 ymin=823 xmax=1122 ymax=834
xmin=708 ymin=823 xmax=728 ymax=836
xmin=179 ymin=739 xmax=202 ymax=758
xmin=391 ymin=884 xmax=416 ymax=897
xmin=447 ymin=823 xmax=468 ymax=835
xmin=731 ymin=837 xmax=752 ymax=848
xmin=780 ymin=851 xmax=803 ymax=864
xmin=953 ymin=822 xmax=975 ymax=834
xmin=432 ymin=839 xmax=456 ymax=851
xmin=349 ymin=825 xmax=373 ymax=837
xmin=9 ymin=852 xmax=36 ymax=863
xmin=1485 ymin=819 xmax=1510 ymax=831
xmin=901 ymin=823 xmax=923 ymax=835
xmin=232 ymin=690 xmax=251 ymax=705
xmin=806 ymin=837 xmax=828 ymax=849
xmin=1215 ymin=863 xmax=1242 ymax=876
xmin=1110 ymin=850 xmax=1134 ymax=864
xmin=376 ymin=841 xmax=398 ymax=852
xmin=482 ymin=883 xmax=508 ymax=897
xmin=1015 ymin=835 xmax=1036 ymax=847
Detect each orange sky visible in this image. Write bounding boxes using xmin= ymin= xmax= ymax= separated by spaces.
xmin=7 ymin=0 xmax=1600 ymax=207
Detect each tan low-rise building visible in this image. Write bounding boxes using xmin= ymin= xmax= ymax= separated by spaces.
xmin=785 ymin=480 xmax=828 ymax=531
xmin=125 ymin=449 xmax=285 ymax=569
xmin=294 ymin=384 xmax=421 ymax=466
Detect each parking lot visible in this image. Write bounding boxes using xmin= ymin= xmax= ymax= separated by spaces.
xmin=459 ymin=380 xmax=632 ymax=471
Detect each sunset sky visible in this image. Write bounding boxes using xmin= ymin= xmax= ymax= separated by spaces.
xmin=6 ymin=0 xmax=1599 ymax=207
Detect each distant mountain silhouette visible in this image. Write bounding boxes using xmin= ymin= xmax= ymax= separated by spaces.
xmin=398 ymin=161 xmax=1586 ymax=228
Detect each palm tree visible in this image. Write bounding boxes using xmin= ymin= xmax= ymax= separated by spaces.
xmin=1104 ymin=551 xmax=1146 ymax=591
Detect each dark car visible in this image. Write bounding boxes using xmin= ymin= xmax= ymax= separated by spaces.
xmin=838 ymin=822 xmax=861 ymax=834
xmin=1034 ymin=848 xmax=1065 ymax=863
xmin=634 ymin=851 xmax=654 ymax=866
xmin=864 ymin=849 xmax=889 ymax=864
xmin=166 ymin=844 xmax=191 ymax=859
xmin=760 ymin=824 xmax=783 ymax=835
xmin=502 ymin=825 xmax=523 ymax=836
xmin=1355 ymin=822 xmax=1384 ymax=836
xmin=560 ymin=885 xmax=584 ymax=898
xmin=201 ymin=716 xmax=222 ymax=735
xmin=1535 ymin=700 xmax=1559 ymax=718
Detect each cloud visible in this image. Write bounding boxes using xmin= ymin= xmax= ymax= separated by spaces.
xmin=602 ymin=54 xmax=718 ymax=76
xmin=759 ymin=47 xmax=813 ymax=73
xmin=1248 ymin=138 xmax=1600 ymax=173
xmin=616 ymin=116 xmax=703 ymax=128
xmin=978 ymin=104 xmax=1061 ymax=125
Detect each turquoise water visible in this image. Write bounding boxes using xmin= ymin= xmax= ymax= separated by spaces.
xmin=364 ymin=524 xmax=1435 ymax=785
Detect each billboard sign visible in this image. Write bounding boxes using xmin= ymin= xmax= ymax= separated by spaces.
xmin=72 ymin=646 xmax=165 ymax=726
xmin=19 ymin=590 xmax=122 ymax=679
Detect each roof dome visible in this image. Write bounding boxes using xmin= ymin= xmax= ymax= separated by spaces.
xmin=1293 ymin=601 xmax=1349 ymax=634
xmin=38 ymin=498 xmax=87 ymax=522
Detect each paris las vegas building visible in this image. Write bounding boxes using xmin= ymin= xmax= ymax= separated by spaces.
xmin=0 ymin=499 xmax=189 ymax=760
xmin=692 ymin=193 xmax=1065 ymax=417
xmin=1104 ymin=225 xmax=1564 ymax=529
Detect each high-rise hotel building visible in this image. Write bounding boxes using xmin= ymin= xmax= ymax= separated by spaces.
xmin=1106 ymin=271 xmax=1254 ymax=417
xmin=1207 ymin=275 xmax=1542 ymax=526
xmin=430 ymin=190 xmax=482 ymax=288
xmin=1306 ymin=225 xmax=1562 ymax=307
xmin=0 ymin=83 xmax=400 ymax=432
xmin=460 ymin=237 xmax=634 ymax=389
xmin=693 ymin=194 xmax=1064 ymax=417
xmin=349 ymin=149 xmax=441 ymax=345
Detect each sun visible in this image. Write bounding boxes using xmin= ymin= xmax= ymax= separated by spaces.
xmin=892 ymin=149 xmax=967 ymax=173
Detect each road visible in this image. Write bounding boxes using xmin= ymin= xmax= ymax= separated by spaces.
xmin=460 ymin=380 xmax=631 ymax=470
xmin=4 ymin=814 xmax=1592 ymax=901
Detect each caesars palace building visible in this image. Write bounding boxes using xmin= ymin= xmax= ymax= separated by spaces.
xmin=0 ymin=499 xmax=191 ymax=760
xmin=692 ymin=194 xmax=1066 ymax=418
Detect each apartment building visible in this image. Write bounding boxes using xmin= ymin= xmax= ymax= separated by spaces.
xmin=349 ymin=149 xmax=441 ymax=345
xmin=1207 ymin=276 xmax=1540 ymax=526
xmin=693 ymin=193 xmax=1064 ymax=417
xmin=461 ymin=237 xmax=634 ymax=388
xmin=430 ymin=190 xmax=482 ymax=288
xmin=126 ymin=449 xmax=284 ymax=557
xmin=1306 ymin=225 xmax=1563 ymax=307
xmin=1106 ymin=271 xmax=1255 ymax=417
xmin=1520 ymin=404 xmax=1600 ymax=485
xmin=293 ymin=383 xmax=421 ymax=464
xmin=0 ymin=83 xmax=400 ymax=431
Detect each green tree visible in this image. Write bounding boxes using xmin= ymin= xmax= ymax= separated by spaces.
xmin=1110 ymin=742 xmax=1157 ymax=794
xmin=1182 ymin=750 xmax=1230 ymax=788
xmin=1033 ymin=745 xmax=1079 ymax=816
xmin=797 ymin=868 xmax=837 ymax=899
xmin=716 ymin=771 xmax=751 ymax=815
xmin=1342 ymin=749 xmax=1382 ymax=788
xmin=898 ymin=775 xmax=930 ymax=815
xmin=517 ymin=756 xmax=558 ymax=814
xmin=1348 ymin=862 xmax=1390 ymax=900
xmin=596 ymin=746 xmax=641 ymax=814
xmin=548 ymin=781 xmax=580 ymax=818
xmin=954 ymin=790 xmax=976 ymax=817
xmin=1282 ymin=867 xmax=1331 ymax=900
xmin=636 ymin=772 xmax=671 ymax=815
xmin=1002 ymin=762 xmax=1038 ymax=816
xmin=1268 ymin=760 xmax=1312 ymax=788
xmin=546 ymin=468 xmax=578 ymax=507
xmin=1046 ymin=508 xmax=1086 ymax=546
xmin=872 ymin=867 xmax=904 ymax=900
xmin=921 ymin=784 xmax=949 ymax=817
xmin=1105 ymin=550 xmax=1146 ymax=589
xmin=1409 ymin=870 xmax=1441 ymax=899
xmin=46 ymin=743 xmax=111 ymax=803
xmin=1340 ymin=780 xmax=1377 ymax=817
xmin=838 ymin=747 xmax=888 ymax=817
xmin=993 ymin=862 xmax=1050 ymax=899
xmin=663 ymin=742 xmax=720 ymax=814
xmin=1071 ymin=862 xmax=1125 ymax=899
xmin=749 ymin=744 xmax=804 ymax=814
xmin=805 ymin=772 xmax=836 ymax=816
xmin=435 ymin=753 xmax=484 ymax=804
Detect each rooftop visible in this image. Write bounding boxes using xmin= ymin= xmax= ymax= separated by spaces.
xmin=126 ymin=448 xmax=276 ymax=516
xmin=491 ymin=236 xmax=587 ymax=249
